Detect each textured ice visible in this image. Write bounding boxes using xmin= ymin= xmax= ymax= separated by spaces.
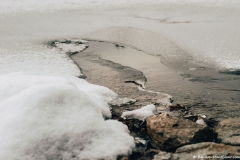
xmin=1 ymin=0 xmax=240 ymax=15
xmin=0 ymin=73 xmax=134 ymax=160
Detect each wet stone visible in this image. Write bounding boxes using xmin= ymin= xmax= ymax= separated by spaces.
xmin=147 ymin=113 xmax=214 ymax=151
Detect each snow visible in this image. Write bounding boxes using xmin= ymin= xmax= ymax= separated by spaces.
xmin=121 ymin=104 xmax=156 ymax=121
xmin=0 ymin=73 xmax=135 ymax=159
xmin=196 ymin=119 xmax=206 ymax=126
xmin=54 ymin=39 xmax=89 ymax=54
xmin=0 ymin=44 xmax=81 ymax=77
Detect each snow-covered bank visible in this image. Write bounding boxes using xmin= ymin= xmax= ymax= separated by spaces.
xmin=0 ymin=44 xmax=81 ymax=77
xmin=0 ymin=73 xmax=134 ymax=159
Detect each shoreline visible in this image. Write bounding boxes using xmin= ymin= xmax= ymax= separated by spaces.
xmin=75 ymin=40 xmax=239 ymax=120
xmin=47 ymin=38 xmax=240 ymax=120
xmin=49 ymin=39 xmax=240 ymax=159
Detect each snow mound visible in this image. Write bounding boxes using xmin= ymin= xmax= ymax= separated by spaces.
xmin=121 ymin=104 xmax=156 ymax=121
xmin=0 ymin=73 xmax=134 ymax=160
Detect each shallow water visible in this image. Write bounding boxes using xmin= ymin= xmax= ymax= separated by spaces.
xmin=80 ymin=41 xmax=240 ymax=120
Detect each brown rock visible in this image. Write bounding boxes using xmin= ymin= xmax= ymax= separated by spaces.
xmin=216 ymin=118 xmax=240 ymax=146
xmin=149 ymin=149 xmax=163 ymax=153
xmin=147 ymin=113 xmax=213 ymax=151
xmin=119 ymin=118 xmax=147 ymax=135
xmin=169 ymin=104 xmax=185 ymax=111
xmin=154 ymin=142 xmax=240 ymax=160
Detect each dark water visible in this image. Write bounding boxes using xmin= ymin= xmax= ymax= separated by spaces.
xmin=75 ymin=41 xmax=240 ymax=120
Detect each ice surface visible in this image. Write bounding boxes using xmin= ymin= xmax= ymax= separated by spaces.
xmin=1 ymin=0 xmax=240 ymax=15
xmin=1 ymin=0 xmax=240 ymax=71
xmin=0 ymin=73 xmax=134 ymax=160
xmin=121 ymin=104 xmax=156 ymax=121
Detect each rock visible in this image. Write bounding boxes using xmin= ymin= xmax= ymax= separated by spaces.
xmin=109 ymin=98 xmax=137 ymax=117
xmin=149 ymin=149 xmax=163 ymax=153
xmin=203 ymin=118 xmax=219 ymax=128
xmin=154 ymin=152 xmax=172 ymax=160
xmin=135 ymin=137 xmax=147 ymax=144
xmin=147 ymin=113 xmax=214 ymax=151
xmin=169 ymin=104 xmax=186 ymax=111
xmin=216 ymin=118 xmax=240 ymax=146
xmin=109 ymin=98 xmax=137 ymax=107
xmin=120 ymin=118 xmax=147 ymax=135
xmin=184 ymin=115 xmax=219 ymax=128
xmin=156 ymin=106 xmax=168 ymax=113
xmin=134 ymin=137 xmax=148 ymax=152
xmin=183 ymin=115 xmax=198 ymax=122
xmin=153 ymin=142 xmax=240 ymax=160
xmin=164 ymin=111 xmax=182 ymax=118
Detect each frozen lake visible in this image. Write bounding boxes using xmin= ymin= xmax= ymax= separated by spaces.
xmin=0 ymin=0 xmax=240 ymax=159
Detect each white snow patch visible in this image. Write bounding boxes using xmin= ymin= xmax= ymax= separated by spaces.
xmin=121 ymin=104 xmax=156 ymax=121
xmin=0 ymin=44 xmax=81 ymax=77
xmin=198 ymin=114 xmax=207 ymax=119
xmin=196 ymin=119 xmax=206 ymax=125
xmin=0 ymin=73 xmax=135 ymax=160
xmin=54 ymin=39 xmax=89 ymax=54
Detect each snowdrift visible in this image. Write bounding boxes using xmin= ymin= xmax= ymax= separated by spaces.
xmin=0 ymin=73 xmax=134 ymax=160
